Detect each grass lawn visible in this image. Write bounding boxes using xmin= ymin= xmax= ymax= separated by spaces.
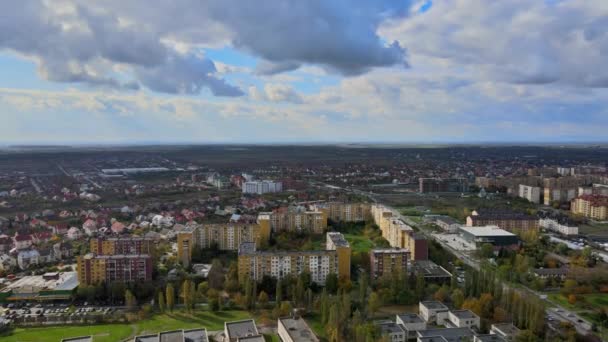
xmin=264 ymin=334 xmax=280 ymax=342
xmin=2 ymin=324 xmax=133 ymax=342
xmin=343 ymin=233 xmax=375 ymax=253
xmin=548 ymin=293 xmax=608 ymax=312
xmin=306 ymin=313 xmax=327 ymax=340
xmin=1 ymin=309 xmax=252 ymax=342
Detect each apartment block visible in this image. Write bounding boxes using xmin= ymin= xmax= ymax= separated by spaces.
xmin=238 ymin=233 xmax=350 ymax=285
xmin=371 ymin=205 xmax=428 ymax=260
xmin=257 ymin=208 xmax=327 ymax=234
xmin=326 ymin=232 xmax=352 ymax=280
xmin=242 ymin=180 xmax=282 ymax=194
xmin=370 ymin=248 xmax=409 ymax=280
xmin=466 ymin=209 xmax=539 ymax=233
xmin=90 ymin=237 xmax=154 ymax=255
xmin=419 ymin=178 xmax=468 ymax=193
xmin=177 ymin=222 xmax=269 ymax=267
xmin=76 ymin=253 xmax=152 ymax=285
xmin=571 ymin=195 xmax=608 ymax=220
xmin=313 ymin=202 xmax=371 ymax=222
xmin=518 ymin=185 xmax=541 ymax=204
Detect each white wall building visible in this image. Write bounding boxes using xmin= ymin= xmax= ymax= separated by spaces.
xmin=448 ymin=310 xmax=480 ymax=329
xmin=419 ymin=301 xmax=450 ymax=325
xmin=518 ymin=184 xmax=541 ymax=204
xmin=242 ymin=181 xmax=283 ymax=194
xmin=539 ymin=217 xmax=578 ymax=236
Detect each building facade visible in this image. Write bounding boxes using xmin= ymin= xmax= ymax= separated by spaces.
xmin=76 ymin=253 xmax=152 ymax=285
xmin=257 ymin=209 xmax=327 ymax=234
xmin=419 ymin=178 xmax=468 ymax=193
xmin=571 ymin=195 xmax=608 ymax=220
xmin=314 ymin=202 xmax=372 ymax=222
xmin=177 ymin=222 xmax=269 ymax=267
xmin=466 ymin=210 xmax=539 ymax=233
xmin=242 ymin=181 xmax=282 ymax=194
xmin=238 ymin=233 xmax=350 ymax=285
xmin=370 ymin=248 xmax=409 ymax=280
xmin=371 ymin=205 xmax=428 ymax=260
xmin=90 ymin=237 xmax=154 ymax=255
xmin=518 ymin=185 xmax=541 ymax=204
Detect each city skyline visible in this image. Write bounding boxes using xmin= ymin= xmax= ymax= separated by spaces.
xmin=1 ymin=0 xmax=607 ymax=143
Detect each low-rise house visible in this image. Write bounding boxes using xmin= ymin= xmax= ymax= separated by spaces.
xmin=82 ymin=219 xmax=98 ymax=236
xmin=0 ymin=254 xmax=16 ymax=271
xmin=0 ymin=235 xmax=12 ymax=253
xmin=375 ymin=320 xmax=407 ymax=342
xmin=396 ymin=313 xmax=427 ymax=339
xmin=225 ymin=319 xmax=261 ymax=341
xmin=417 ymin=327 xmax=475 ymax=342
xmin=419 ymin=301 xmax=450 ymax=325
xmin=278 ymin=316 xmax=319 ymax=342
xmin=134 ymin=328 xmax=208 ymax=342
xmin=14 ymin=233 xmax=33 ymax=250
xmin=490 ymin=323 xmax=521 ymax=342
xmin=38 ymin=247 xmax=54 ymax=264
xmin=447 ymin=310 xmax=480 ymax=329
xmin=17 ymin=249 xmax=40 ymax=269
xmin=532 ymin=267 xmax=569 ymax=280
xmin=67 ymin=227 xmax=82 ymax=240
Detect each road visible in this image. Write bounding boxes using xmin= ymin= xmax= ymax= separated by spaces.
xmin=316 ymin=182 xmax=595 ymax=337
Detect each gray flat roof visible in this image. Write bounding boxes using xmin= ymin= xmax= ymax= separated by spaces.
xmin=225 ymin=319 xmax=258 ymax=339
xmin=160 ymin=330 xmax=184 ymax=342
xmin=376 ymin=321 xmax=406 ymax=334
xmin=134 ymin=335 xmax=158 ymax=342
xmin=420 ymin=301 xmax=449 ymax=310
xmin=412 ymin=261 xmax=453 ymax=278
xmin=450 ymin=310 xmax=479 ymax=319
xmin=61 ymin=337 xmax=92 ymax=342
xmin=236 ymin=335 xmax=265 ymax=342
xmin=279 ymin=317 xmax=319 ymax=342
xmin=397 ymin=313 xmax=424 ymax=324
xmin=418 ymin=328 xmax=474 ymax=342
xmin=475 ymin=334 xmax=506 ymax=342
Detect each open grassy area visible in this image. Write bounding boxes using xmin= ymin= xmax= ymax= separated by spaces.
xmin=343 ymin=233 xmax=375 ymax=253
xmin=1 ymin=309 xmax=252 ymax=342
xmin=548 ymin=293 xmax=608 ymax=312
xmin=579 ymin=223 xmax=608 ymax=238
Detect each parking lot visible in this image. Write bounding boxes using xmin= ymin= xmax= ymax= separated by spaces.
xmin=1 ymin=303 xmax=123 ymax=325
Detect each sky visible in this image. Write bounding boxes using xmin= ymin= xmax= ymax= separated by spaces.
xmin=0 ymin=0 xmax=607 ymax=144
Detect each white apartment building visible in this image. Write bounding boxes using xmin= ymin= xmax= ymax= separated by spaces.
xmin=242 ymin=181 xmax=283 ymax=194
xmin=448 ymin=310 xmax=480 ymax=329
xmin=539 ymin=217 xmax=578 ymax=236
xmin=419 ymin=301 xmax=450 ymax=325
xmin=518 ymin=184 xmax=541 ymax=204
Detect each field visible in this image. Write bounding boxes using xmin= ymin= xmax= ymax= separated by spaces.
xmin=548 ymin=293 xmax=608 ymax=312
xmin=579 ymin=223 xmax=608 ymax=239
xmin=1 ymin=310 xmax=252 ymax=342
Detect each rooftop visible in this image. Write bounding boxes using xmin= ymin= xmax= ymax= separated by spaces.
xmin=2 ymin=272 xmax=79 ymax=294
xmin=397 ymin=313 xmax=425 ymax=324
xmin=327 ymin=232 xmax=350 ymax=248
xmin=134 ymin=328 xmax=208 ymax=342
xmin=236 ymin=336 xmax=265 ymax=342
xmin=61 ymin=337 xmax=92 ymax=342
xmin=371 ymin=248 xmax=410 ymax=255
xmin=279 ymin=317 xmax=319 ymax=342
xmin=411 ymin=261 xmax=453 ymax=279
xmin=459 ymin=226 xmax=516 ymax=237
xmin=491 ymin=323 xmax=521 ymax=336
xmin=418 ymin=328 xmax=474 ymax=342
xmin=375 ymin=320 xmax=406 ymax=334
xmin=225 ymin=319 xmax=259 ymax=339
xmin=420 ymin=301 xmax=449 ymax=311
xmin=450 ymin=310 xmax=479 ymax=319
xmin=475 ymin=334 xmax=506 ymax=342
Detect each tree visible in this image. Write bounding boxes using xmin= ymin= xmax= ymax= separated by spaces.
xmin=275 ymin=279 xmax=283 ymax=308
xmin=125 ymin=289 xmax=137 ymax=310
xmin=326 ymin=273 xmax=339 ymax=294
xmin=451 ymin=289 xmax=465 ymax=309
xmin=208 ymin=259 xmax=224 ymax=289
xmin=197 ymin=282 xmax=208 ymax=302
xmin=166 ymin=283 xmax=175 ymax=312
xmin=158 ymin=291 xmax=166 ymax=312
xmin=414 ymin=274 xmax=425 ymax=301
xmin=368 ymin=292 xmax=381 ymax=316
xmin=258 ymin=291 xmax=269 ymax=307
xmin=434 ymin=285 xmax=450 ymax=302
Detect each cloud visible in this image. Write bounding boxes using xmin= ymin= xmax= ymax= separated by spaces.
xmin=381 ymin=0 xmax=608 ymax=88
xmin=0 ymin=0 xmax=243 ymax=96
xmin=249 ymin=84 xmax=304 ymax=104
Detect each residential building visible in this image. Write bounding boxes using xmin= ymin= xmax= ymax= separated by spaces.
xmin=458 ymin=226 xmax=520 ymax=250
xmin=518 ymin=185 xmax=541 ymax=204
xmin=371 ymin=205 xmax=428 ymax=260
xmin=17 ymin=249 xmax=40 ymax=269
xmin=370 ymin=248 xmax=409 ymax=280
xmin=419 ymin=178 xmax=468 ymax=193
xmin=433 ymin=216 xmax=460 ymax=233
xmin=76 ymin=253 xmax=153 ymax=285
xmin=224 ymin=319 xmax=261 ymax=341
xmin=257 ymin=208 xmax=327 ymax=234
xmin=490 ymin=323 xmax=521 ymax=342
xmin=242 ymin=180 xmax=282 ymax=194
xmin=447 ymin=310 xmax=480 ymax=329
xmin=539 ymin=216 xmax=578 ymax=236
xmin=134 ymin=328 xmax=209 ymax=342
xmin=13 ymin=233 xmax=33 ymax=250
xmin=313 ymin=202 xmax=371 ymax=222
xmin=543 ymin=187 xmax=577 ymax=206
xmin=417 ymin=328 xmax=475 ymax=342
xmin=177 ymin=222 xmax=269 ymax=267
xmin=396 ymin=313 xmax=427 ymax=340
xmin=238 ymin=233 xmax=350 ymax=285
xmin=90 ymin=237 xmax=154 ymax=255
xmin=419 ymin=301 xmax=450 ymax=325
xmin=466 ymin=210 xmax=539 ymax=233
xmin=375 ymin=320 xmax=407 ymax=342
xmin=278 ymin=316 xmax=319 ymax=342
xmin=326 ymin=232 xmax=352 ymax=280
xmin=571 ymin=195 xmax=608 ymax=220
xmin=474 ymin=335 xmax=506 ymax=342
